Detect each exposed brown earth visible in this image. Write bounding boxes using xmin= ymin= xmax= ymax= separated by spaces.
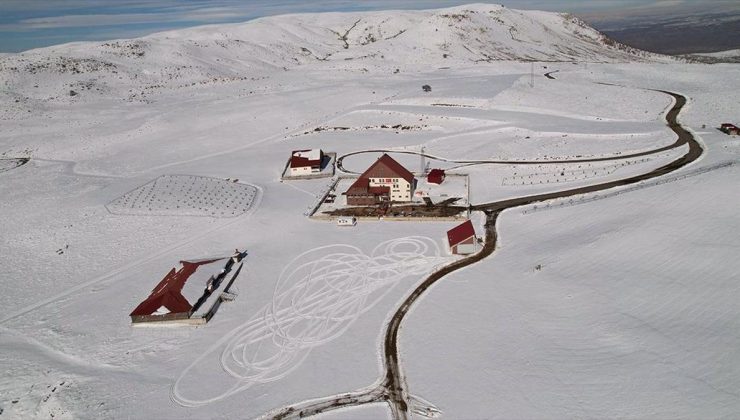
xmin=324 ymin=203 xmax=467 ymax=218
xmin=0 ymin=157 xmax=30 ymax=173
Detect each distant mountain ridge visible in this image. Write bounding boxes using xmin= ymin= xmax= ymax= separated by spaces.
xmin=588 ymin=8 xmax=740 ymax=55
xmin=682 ymin=49 xmax=740 ymax=64
xmin=0 ymin=4 xmax=668 ymax=107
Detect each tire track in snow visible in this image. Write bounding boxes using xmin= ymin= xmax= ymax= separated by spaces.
xmin=171 ymin=237 xmax=448 ymax=407
xmin=261 ymin=89 xmax=704 ymax=419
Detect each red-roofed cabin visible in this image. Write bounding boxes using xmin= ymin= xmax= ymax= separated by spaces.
xmin=447 ymin=220 xmax=478 ymax=255
xmin=130 ymin=259 xmax=218 ymax=324
xmin=289 ymin=149 xmax=324 ymax=176
xmin=345 ymin=154 xmax=416 ymax=205
xmin=720 ymin=123 xmax=740 ymax=135
xmin=427 ymin=169 xmax=445 ymax=185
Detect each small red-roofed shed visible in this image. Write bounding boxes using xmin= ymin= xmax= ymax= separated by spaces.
xmin=447 ymin=220 xmax=478 ymax=255
xmin=289 ymin=149 xmax=324 ymax=175
xmin=427 ymin=169 xmax=445 ymax=184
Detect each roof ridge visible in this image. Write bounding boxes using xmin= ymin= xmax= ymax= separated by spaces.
xmin=362 ymin=153 xmax=415 ymax=184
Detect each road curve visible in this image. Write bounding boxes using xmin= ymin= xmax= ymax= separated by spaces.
xmin=262 ymin=90 xmax=702 ymax=420
xmin=472 ymin=91 xmax=701 ymax=211
xmin=336 ymin=92 xmax=690 ymax=175
xmin=381 ymin=211 xmax=500 ymax=419
xmin=381 ymin=90 xmax=702 ymax=418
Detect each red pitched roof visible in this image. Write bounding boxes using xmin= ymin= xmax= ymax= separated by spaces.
xmin=447 ymin=220 xmax=476 ymax=247
xmin=345 ymin=154 xmax=414 ymax=198
xmin=362 ymin=154 xmax=415 ymax=184
xmin=130 ymin=259 xmax=219 ymax=317
xmin=345 ymin=176 xmax=390 ymax=197
xmin=290 ymin=149 xmax=322 ymax=168
xmin=427 ymin=169 xmax=445 ymax=184
xmin=368 ymin=185 xmax=390 ymax=195
xmin=346 ymin=177 xmax=370 ymax=195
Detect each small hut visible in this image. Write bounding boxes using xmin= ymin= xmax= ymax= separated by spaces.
xmin=427 ymin=169 xmax=446 ymax=185
xmin=289 ymin=149 xmax=324 ymax=176
xmin=447 ymin=220 xmax=478 ymax=255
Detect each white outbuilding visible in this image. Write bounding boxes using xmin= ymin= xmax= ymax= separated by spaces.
xmin=289 ymin=149 xmax=324 ymax=176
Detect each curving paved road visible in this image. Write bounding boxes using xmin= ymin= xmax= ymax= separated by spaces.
xmin=263 ymin=89 xmax=703 ymax=420
xmin=336 ymin=92 xmax=690 ymax=174
xmin=380 ymin=90 xmax=701 ymax=419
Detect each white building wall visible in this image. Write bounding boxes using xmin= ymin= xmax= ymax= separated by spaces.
xmin=369 ymin=177 xmax=413 ymax=201
xmin=290 ymin=166 xmax=313 ymax=176
xmin=455 ymin=243 xmax=478 ymax=255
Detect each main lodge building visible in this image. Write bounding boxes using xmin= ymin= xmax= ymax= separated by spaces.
xmin=345 ymin=154 xmax=416 ymax=205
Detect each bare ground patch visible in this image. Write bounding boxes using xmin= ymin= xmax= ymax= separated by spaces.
xmin=0 ymin=158 xmax=29 ymax=173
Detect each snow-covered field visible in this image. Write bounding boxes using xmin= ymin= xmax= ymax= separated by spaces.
xmin=106 ymin=175 xmax=260 ymax=218
xmin=1 ymin=4 xmax=739 ymax=419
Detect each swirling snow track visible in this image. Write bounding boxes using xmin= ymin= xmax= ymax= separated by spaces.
xmin=172 ymin=236 xmax=447 ymax=407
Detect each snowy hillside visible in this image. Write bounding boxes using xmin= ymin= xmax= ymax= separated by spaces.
xmin=684 ymin=48 xmax=740 ymax=63
xmin=2 ymin=3 xmax=739 ymax=420
xmin=0 ymin=4 xmax=662 ymax=111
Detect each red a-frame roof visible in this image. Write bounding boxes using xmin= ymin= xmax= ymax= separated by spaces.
xmin=130 ymin=259 xmax=219 ymax=317
xmin=447 ymin=220 xmax=476 ymax=247
xmin=345 ymin=154 xmax=415 ymax=197
xmin=361 ymin=154 xmax=415 ymax=184
xmin=290 ymin=149 xmax=322 ymax=168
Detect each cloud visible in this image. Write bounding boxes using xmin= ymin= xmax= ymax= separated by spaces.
xmin=0 ymin=4 xmax=260 ymax=31
xmin=0 ymin=0 xmax=471 ymax=33
xmin=7 ymin=8 xmax=249 ymax=30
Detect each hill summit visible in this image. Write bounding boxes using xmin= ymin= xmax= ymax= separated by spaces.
xmin=0 ymin=4 xmax=663 ymax=104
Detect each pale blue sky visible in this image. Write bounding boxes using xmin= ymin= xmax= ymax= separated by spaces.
xmin=1 ymin=0 xmax=737 ymax=52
